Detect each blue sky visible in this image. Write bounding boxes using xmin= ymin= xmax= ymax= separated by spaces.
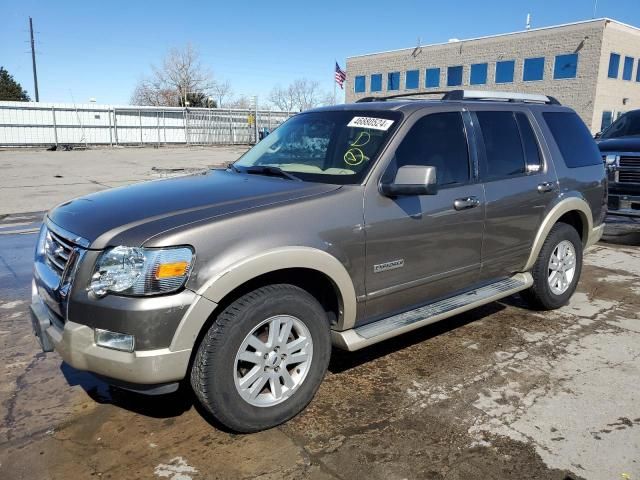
xmin=2 ymin=0 xmax=640 ymax=105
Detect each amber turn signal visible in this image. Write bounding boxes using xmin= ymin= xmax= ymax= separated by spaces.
xmin=154 ymin=261 xmax=189 ymax=279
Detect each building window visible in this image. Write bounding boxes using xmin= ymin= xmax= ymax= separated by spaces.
xmin=623 ymin=56 xmax=634 ymax=81
xmin=354 ymin=76 xmax=366 ymax=93
xmin=554 ymin=53 xmax=578 ymax=79
xmin=495 ymin=60 xmax=515 ymax=83
xmin=447 ymin=66 xmax=463 ymax=87
xmin=523 ymin=57 xmax=545 ymax=81
xmin=608 ymin=53 xmax=620 ymax=78
xmin=601 ymin=111 xmax=613 ymax=131
xmin=370 ymin=74 xmax=382 ymax=92
xmin=425 ymin=68 xmax=440 ymax=88
xmin=470 ymin=63 xmax=488 ymax=85
xmin=406 ymin=70 xmax=419 ymax=89
xmin=388 ymin=72 xmax=400 ymax=91
xmin=637 ymin=61 xmax=640 ymax=82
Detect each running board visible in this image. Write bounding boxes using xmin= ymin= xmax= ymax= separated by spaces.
xmin=331 ymin=273 xmax=533 ymax=351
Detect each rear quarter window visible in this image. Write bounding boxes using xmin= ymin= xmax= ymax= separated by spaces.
xmin=543 ymin=112 xmax=602 ymax=168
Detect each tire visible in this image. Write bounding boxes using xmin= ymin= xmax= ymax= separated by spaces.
xmin=522 ymin=222 xmax=583 ymax=310
xmin=190 ymin=284 xmax=331 ymax=432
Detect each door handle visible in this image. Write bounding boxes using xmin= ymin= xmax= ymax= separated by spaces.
xmin=537 ymin=182 xmax=555 ymax=193
xmin=454 ymin=196 xmax=481 ymax=211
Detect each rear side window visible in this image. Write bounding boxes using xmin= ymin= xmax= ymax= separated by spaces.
xmin=543 ymin=112 xmax=602 ymax=168
xmin=476 ymin=111 xmax=525 ymax=180
xmin=392 ymin=112 xmax=470 ymax=186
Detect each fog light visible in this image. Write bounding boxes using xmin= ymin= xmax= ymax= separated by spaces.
xmin=95 ymin=328 xmax=135 ymax=352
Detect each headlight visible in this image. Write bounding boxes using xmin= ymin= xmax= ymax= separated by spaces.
xmin=89 ymin=246 xmax=193 ymax=297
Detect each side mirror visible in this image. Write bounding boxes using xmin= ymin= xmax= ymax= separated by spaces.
xmin=380 ymin=165 xmax=438 ymax=197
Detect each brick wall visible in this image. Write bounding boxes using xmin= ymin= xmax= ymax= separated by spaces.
xmin=345 ymin=20 xmax=608 ymax=129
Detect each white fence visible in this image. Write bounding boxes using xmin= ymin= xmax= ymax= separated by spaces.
xmin=0 ymin=101 xmax=295 ymax=147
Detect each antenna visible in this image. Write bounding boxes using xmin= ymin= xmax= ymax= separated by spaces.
xmin=526 ymin=13 xmax=531 ymax=30
xmin=593 ymin=0 xmax=598 ymax=18
xmin=411 ymin=37 xmax=422 ymax=57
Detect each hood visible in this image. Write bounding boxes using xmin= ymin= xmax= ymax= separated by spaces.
xmin=48 ymin=170 xmax=340 ymax=248
xmin=597 ymin=136 xmax=640 ymax=153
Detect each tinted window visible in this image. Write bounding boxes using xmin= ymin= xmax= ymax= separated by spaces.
xmin=543 ymin=112 xmax=603 ymax=168
xmin=425 ymin=68 xmax=440 ymax=87
xmin=392 ymin=112 xmax=469 ymax=186
xmin=447 ymin=66 xmax=463 ymax=87
xmin=495 ymin=60 xmax=515 ymax=83
xmin=355 ymin=76 xmax=366 ymax=93
xmin=406 ymin=70 xmax=419 ymax=89
xmin=623 ymin=56 xmax=634 ymax=81
xmin=371 ymin=74 xmax=382 ymax=92
xmin=554 ymin=54 xmax=578 ymax=79
xmin=515 ymin=113 xmax=542 ymax=171
xmin=476 ymin=111 xmax=525 ymax=180
xmin=523 ymin=57 xmax=545 ymax=81
xmin=637 ymin=62 xmax=640 ymax=82
xmin=601 ymin=111 xmax=613 ymax=131
xmin=470 ymin=63 xmax=488 ymax=85
xmin=388 ymin=72 xmax=400 ymax=91
xmin=601 ymin=110 xmax=640 ymax=139
xmin=608 ymin=53 xmax=620 ymax=78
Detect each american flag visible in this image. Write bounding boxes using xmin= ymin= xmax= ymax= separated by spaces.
xmin=335 ymin=62 xmax=347 ymax=89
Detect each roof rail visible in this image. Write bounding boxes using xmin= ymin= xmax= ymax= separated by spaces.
xmin=355 ymin=89 xmax=560 ymax=105
xmin=443 ymin=90 xmax=560 ymax=104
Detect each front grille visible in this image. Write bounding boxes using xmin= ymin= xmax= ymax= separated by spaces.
xmin=619 ymin=156 xmax=640 ymax=184
xmin=44 ymin=229 xmax=76 ymax=277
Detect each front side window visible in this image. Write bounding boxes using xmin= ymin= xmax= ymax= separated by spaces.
xmin=470 ymin=63 xmax=488 ymax=85
xmin=447 ymin=66 xmax=463 ymax=87
xmin=523 ymin=57 xmax=545 ymax=81
xmin=543 ymin=112 xmax=602 ymax=168
xmin=354 ymin=76 xmax=366 ymax=93
xmin=406 ymin=70 xmax=419 ymax=89
xmin=623 ymin=56 xmax=634 ymax=81
xmin=371 ymin=74 xmax=382 ymax=92
xmin=388 ymin=72 xmax=400 ymax=91
xmin=495 ymin=60 xmax=515 ymax=83
xmin=388 ymin=112 xmax=470 ymax=186
xmin=426 ymin=68 xmax=440 ymax=88
xmin=608 ymin=53 xmax=620 ymax=78
xmin=601 ymin=110 xmax=640 ymax=139
xmin=554 ymin=54 xmax=578 ymax=79
xmin=234 ymin=111 xmax=402 ymax=185
xmin=476 ymin=111 xmax=525 ymax=180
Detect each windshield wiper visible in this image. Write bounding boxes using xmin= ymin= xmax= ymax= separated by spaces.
xmin=244 ymin=166 xmax=302 ymax=181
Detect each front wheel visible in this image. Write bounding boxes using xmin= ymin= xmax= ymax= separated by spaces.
xmin=190 ymin=284 xmax=331 ymax=432
xmin=522 ymin=222 xmax=583 ymax=310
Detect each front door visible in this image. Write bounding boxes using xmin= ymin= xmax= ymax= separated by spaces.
xmin=363 ymin=110 xmax=485 ymax=322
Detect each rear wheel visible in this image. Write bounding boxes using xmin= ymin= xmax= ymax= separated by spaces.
xmin=522 ymin=223 xmax=583 ymax=310
xmin=191 ymin=284 xmax=331 ymax=432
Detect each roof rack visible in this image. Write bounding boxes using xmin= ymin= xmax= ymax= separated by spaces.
xmin=356 ymin=89 xmax=561 ymax=105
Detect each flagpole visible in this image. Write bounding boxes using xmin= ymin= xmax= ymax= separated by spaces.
xmin=333 ymin=60 xmax=337 ymax=105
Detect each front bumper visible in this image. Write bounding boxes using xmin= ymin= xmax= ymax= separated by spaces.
xmin=607 ymin=192 xmax=640 ymax=219
xmin=30 ymin=295 xmax=191 ymax=385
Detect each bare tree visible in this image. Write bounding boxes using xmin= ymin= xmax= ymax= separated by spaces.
xmin=211 ymin=80 xmax=233 ymax=107
xmin=226 ymin=95 xmax=252 ymax=109
xmin=269 ymin=78 xmax=331 ymax=112
xmin=131 ymin=44 xmax=216 ymax=107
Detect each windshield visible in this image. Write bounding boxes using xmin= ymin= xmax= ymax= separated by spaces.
xmin=601 ymin=110 xmax=640 ymax=139
xmin=233 ymin=110 xmax=402 ymax=184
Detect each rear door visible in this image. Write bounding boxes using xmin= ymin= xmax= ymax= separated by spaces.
xmin=470 ymin=107 xmax=558 ymax=280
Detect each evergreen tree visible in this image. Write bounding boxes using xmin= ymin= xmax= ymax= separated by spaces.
xmin=0 ymin=67 xmax=30 ymax=101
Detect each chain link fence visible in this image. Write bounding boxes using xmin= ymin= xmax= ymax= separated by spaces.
xmin=0 ymin=101 xmax=295 ymax=147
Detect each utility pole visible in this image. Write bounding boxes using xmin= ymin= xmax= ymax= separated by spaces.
xmin=29 ymin=17 xmax=40 ymax=102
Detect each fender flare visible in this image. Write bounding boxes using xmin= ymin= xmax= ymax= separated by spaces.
xmin=522 ymin=196 xmax=593 ymax=272
xmin=170 ymin=247 xmax=357 ymax=351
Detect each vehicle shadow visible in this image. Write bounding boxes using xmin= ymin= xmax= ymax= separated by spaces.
xmin=61 ymin=362 xmax=193 ymax=419
xmin=328 ymin=301 xmax=506 ymax=374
